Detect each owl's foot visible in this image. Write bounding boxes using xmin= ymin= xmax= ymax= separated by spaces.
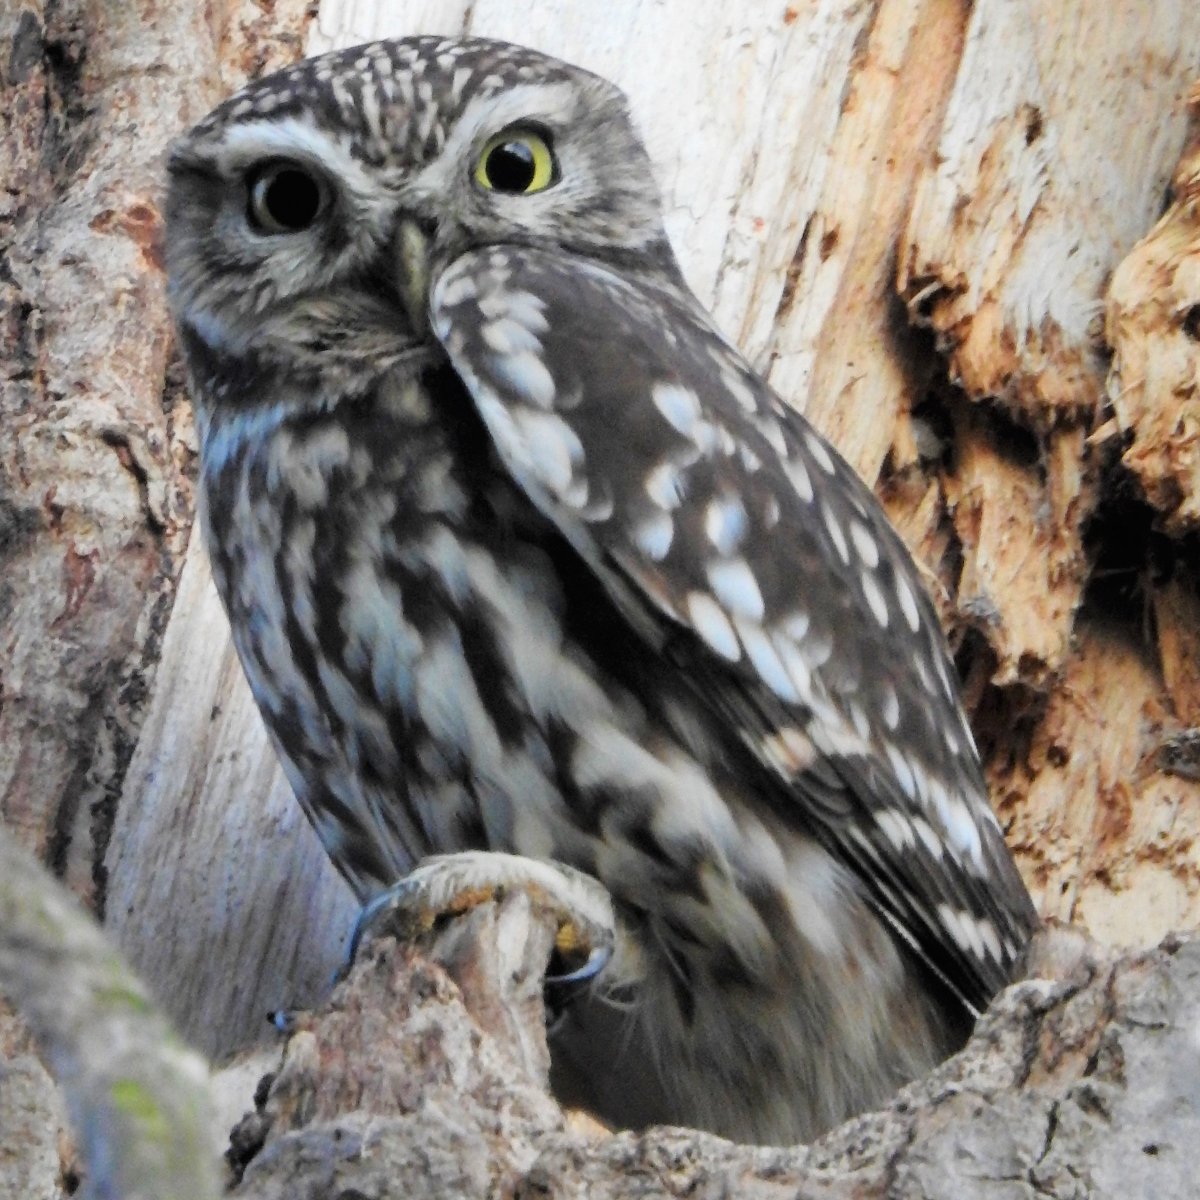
xmin=348 ymin=851 xmax=615 ymax=987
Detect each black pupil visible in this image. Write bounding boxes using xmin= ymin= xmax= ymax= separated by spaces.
xmin=259 ymin=168 xmax=321 ymax=230
xmin=486 ymin=141 xmax=537 ymax=192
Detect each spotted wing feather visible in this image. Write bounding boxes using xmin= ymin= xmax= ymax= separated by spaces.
xmin=430 ymin=245 xmax=1036 ymax=1014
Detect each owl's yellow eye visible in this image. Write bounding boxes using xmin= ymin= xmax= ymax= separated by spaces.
xmin=474 ymin=130 xmax=557 ymax=194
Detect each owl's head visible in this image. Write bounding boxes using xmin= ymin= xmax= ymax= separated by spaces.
xmin=166 ymin=36 xmax=677 ymax=397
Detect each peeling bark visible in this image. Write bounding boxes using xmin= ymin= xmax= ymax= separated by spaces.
xmin=1106 ymin=95 xmax=1200 ymax=536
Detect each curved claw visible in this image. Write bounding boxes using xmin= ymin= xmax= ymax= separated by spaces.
xmin=546 ymin=939 xmax=613 ymax=986
xmin=345 ymin=887 xmax=402 ymax=967
xmin=337 ymin=854 xmax=618 ymax=1000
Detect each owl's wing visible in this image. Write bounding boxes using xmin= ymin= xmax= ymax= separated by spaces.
xmin=430 ymin=245 xmax=1036 ymax=1015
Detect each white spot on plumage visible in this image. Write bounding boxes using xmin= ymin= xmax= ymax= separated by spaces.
xmin=935 ymin=654 xmax=958 ymax=702
xmin=847 ymin=700 xmax=870 ymax=740
xmin=450 ymin=64 xmax=473 ymax=103
xmin=978 ymin=919 xmax=1004 ymax=962
xmin=805 ymin=431 xmax=837 ymax=474
xmin=914 ymin=655 xmax=938 ymax=697
xmin=645 ymin=461 xmax=686 ymax=509
xmin=433 ymin=268 xmax=476 ymax=308
xmin=761 ymin=726 xmax=816 ymax=772
xmin=736 ymin=620 xmax=801 ymax=703
xmin=937 ymin=904 xmax=980 ymax=957
xmin=913 ymin=756 xmax=944 ymax=809
xmin=415 ymin=629 xmax=502 ymax=769
xmin=879 ymin=681 xmax=900 ymax=730
xmin=895 ymin=572 xmax=922 ymax=632
xmin=652 ymin=381 xmax=703 ymax=436
xmin=861 ymin=569 xmax=890 ymax=628
xmin=580 ymin=484 xmax=615 ymax=522
xmin=779 ymin=611 xmax=811 ymax=641
xmin=802 ymin=624 xmax=834 ymax=669
xmin=762 ymin=494 xmax=781 ymax=528
xmin=502 ymin=289 xmax=551 ymax=334
xmin=512 ymin=409 xmax=583 ymax=495
xmin=848 ymin=824 xmax=883 ymax=864
xmin=477 ymin=290 xmax=511 ymax=319
xmin=271 ymin=423 xmax=352 ymax=510
xmin=562 ymin=476 xmax=590 ymax=508
xmin=771 ymin=632 xmax=813 ymax=699
xmin=910 ymin=815 xmax=944 ymax=860
xmin=935 ymin=786 xmax=984 ymax=867
xmin=738 ymin=441 xmax=763 ymax=473
xmin=875 ymin=809 xmax=914 ymax=852
xmin=706 ymin=558 xmax=765 ymax=621
xmin=483 ymin=317 xmax=543 ymax=356
xmin=754 ymin=417 xmax=788 ymax=457
xmin=849 ymin=520 xmax=880 ymax=567
xmin=937 ymin=908 xmax=999 ymax=963
xmin=779 ymin=840 xmax=846 ymax=957
xmin=720 ymin=366 xmax=759 ymax=414
xmin=786 ymin=457 xmax=814 ymax=503
xmin=822 ymin=503 xmax=850 ymax=563
xmin=687 ymin=591 xmax=741 ymax=661
xmin=710 ymin=421 xmax=738 ymax=457
xmin=705 ymin=495 xmax=748 ymax=555
xmin=360 ymin=80 xmax=383 ymax=144
xmin=885 ymin=742 xmax=918 ymax=801
xmin=202 ymin=399 xmax=290 ymax=476
xmin=495 ymin=351 xmax=556 ymax=408
xmin=634 ymin=510 xmax=674 ymax=561
xmin=341 ymin=559 xmax=422 ymax=715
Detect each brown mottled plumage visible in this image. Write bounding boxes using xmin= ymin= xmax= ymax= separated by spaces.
xmin=165 ymin=36 xmax=1036 ymax=1144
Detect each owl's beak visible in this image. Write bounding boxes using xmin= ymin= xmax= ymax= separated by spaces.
xmin=394 ymin=217 xmax=434 ymax=339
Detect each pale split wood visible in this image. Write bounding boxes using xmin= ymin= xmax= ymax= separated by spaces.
xmin=1002 ymin=619 xmax=1200 ymax=949
xmin=892 ymin=1 xmax=1200 ymax=690
xmin=1105 ymin=86 xmax=1200 ymax=536
xmin=942 ymin=414 xmax=1091 ymax=687
xmin=900 ymin=0 xmax=1200 ymax=427
xmin=1153 ymin=576 xmax=1200 ymax=730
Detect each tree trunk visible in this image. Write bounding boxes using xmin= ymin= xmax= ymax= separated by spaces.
xmin=1 ymin=0 xmax=1198 ymax=1195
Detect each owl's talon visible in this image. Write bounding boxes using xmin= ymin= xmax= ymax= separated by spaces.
xmin=345 ymin=884 xmax=410 ymax=968
xmin=546 ymin=940 xmax=612 ymax=986
xmin=343 ymin=852 xmax=616 ymax=992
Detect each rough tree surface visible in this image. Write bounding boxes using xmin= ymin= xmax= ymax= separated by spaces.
xmin=234 ymin=900 xmax=1200 ymax=1200
xmin=1 ymin=0 xmax=1198 ymax=1196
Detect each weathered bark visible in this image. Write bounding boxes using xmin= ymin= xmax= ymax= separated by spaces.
xmin=2 ymin=0 xmax=1200 ymax=1195
xmin=226 ymin=905 xmax=1200 ymax=1200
